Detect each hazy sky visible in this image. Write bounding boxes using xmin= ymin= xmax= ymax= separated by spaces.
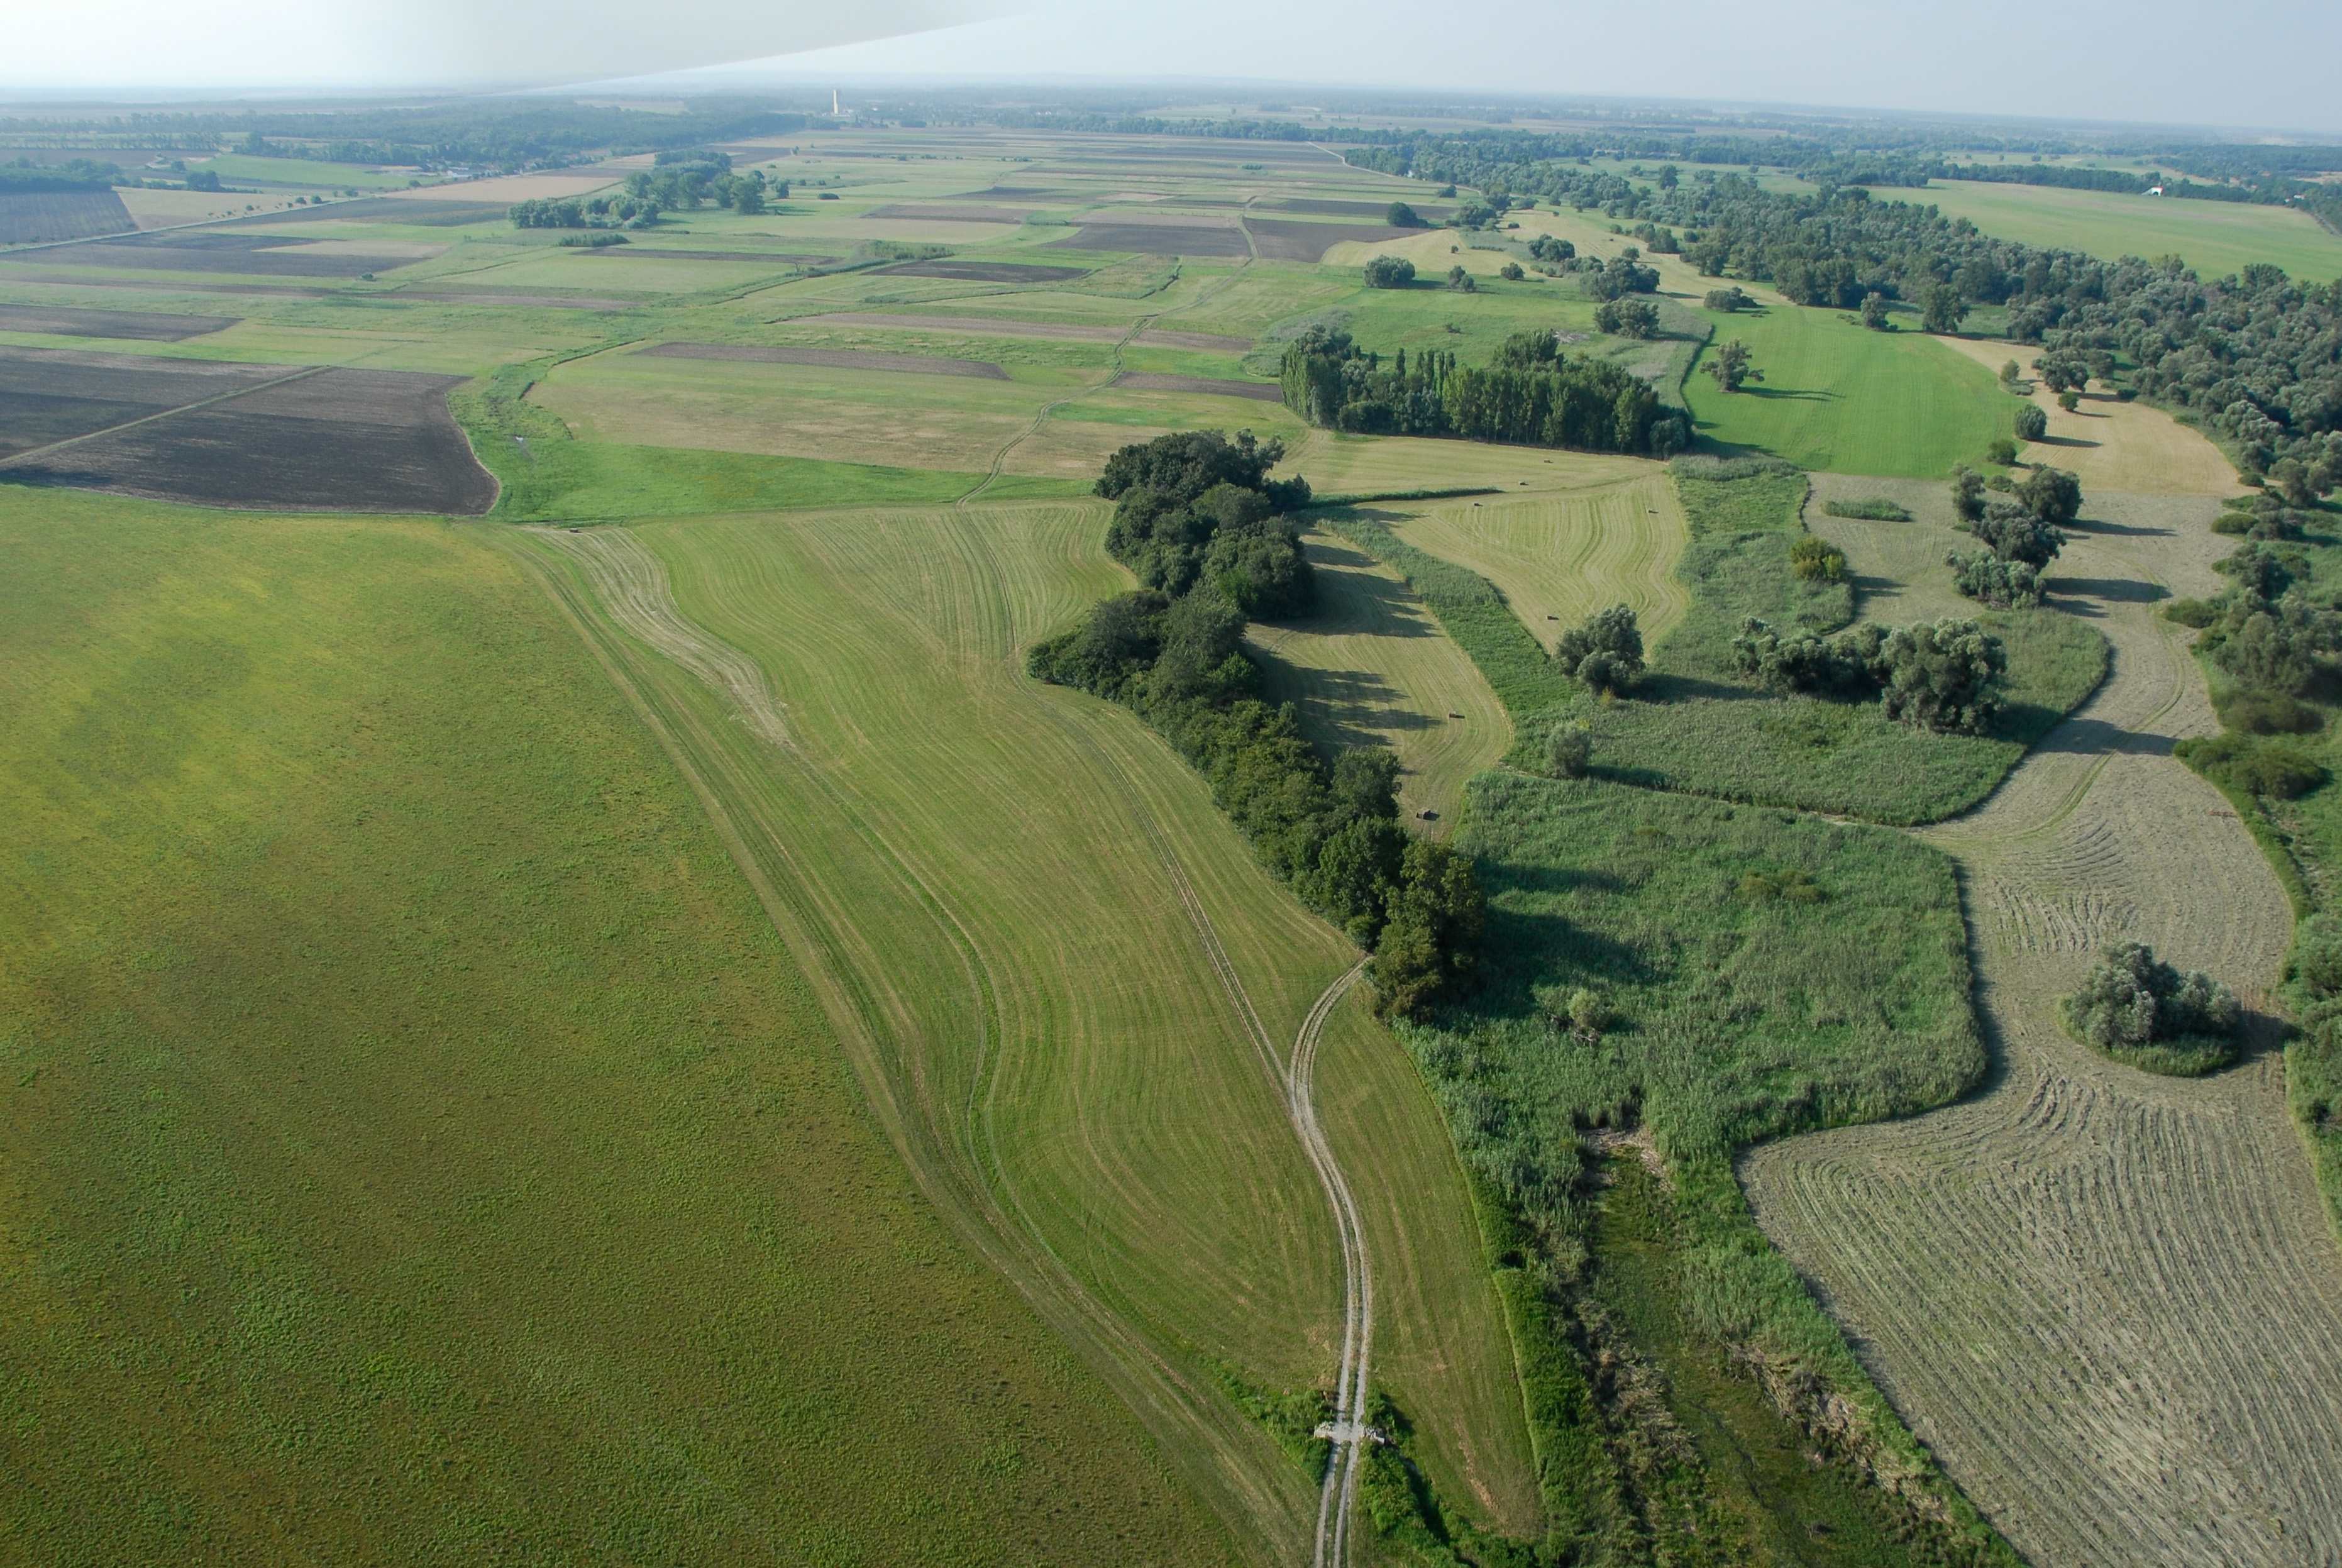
xmin=8 ymin=0 xmax=2338 ymax=139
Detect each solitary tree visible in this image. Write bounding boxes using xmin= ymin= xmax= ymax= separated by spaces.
xmin=1386 ymin=201 xmax=1424 ymax=228
xmin=1594 ymin=297 xmax=1659 ymax=338
xmin=1446 ymin=264 xmax=1476 ymax=292
xmin=1703 ymin=286 xmax=1749 ymax=312
xmin=1860 ymin=292 xmax=1891 ymax=330
xmin=1363 ymin=255 xmax=1416 ymax=289
xmin=1878 ymin=618 xmax=2007 ymax=733
xmin=1704 ymin=339 xmax=1763 ymax=392
xmin=2016 ymin=465 xmax=2084 ymax=527
xmin=1987 ymin=436 xmax=2019 ymax=467
xmin=1999 ymin=358 xmax=2022 ymax=389
xmin=1921 ymin=284 xmax=1969 ymax=334
xmin=2062 ymin=941 xmax=2241 ymax=1073
xmin=1499 ymin=260 xmax=1525 ymax=280
xmin=1554 ymin=604 xmax=1644 ymax=693
xmin=2014 ymin=404 xmax=2048 ymax=441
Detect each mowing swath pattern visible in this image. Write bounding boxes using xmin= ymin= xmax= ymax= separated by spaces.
xmin=1389 ymin=474 xmax=1693 ymax=648
xmin=1251 ymin=530 xmax=1511 ymax=832
xmin=1745 ymin=492 xmax=2342 ymax=1567
xmin=516 ymin=503 xmax=1537 ymax=1560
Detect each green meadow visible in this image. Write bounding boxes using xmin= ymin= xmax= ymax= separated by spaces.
xmin=0 ymin=491 xmax=1230 ymax=1565
xmin=1913 ymin=179 xmax=2342 ymax=284
xmin=1682 ymin=297 xmax=2007 ymax=477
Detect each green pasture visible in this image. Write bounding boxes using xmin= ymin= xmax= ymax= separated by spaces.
xmin=1684 ymin=299 xmax=2007 ymax=477
xmin=1909 ymin=180 xmax=2342 ymax=284
xmin=0 ymin=490 xmax=1232 ymax=1565
xmin=516 ymin=501 xmax=1541 ymax=1555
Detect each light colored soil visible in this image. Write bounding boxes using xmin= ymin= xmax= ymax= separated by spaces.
xmin=1250 ymin=531 xmax=1511 ymax=833
xmin=382 ymin=173 xmax=617 ymax=204
xmin=1743 ymin=490 xmax=2342 ymax=1567
xmin=1286 ymin=431 xmax=1650 ymax=498
xmin=1931 ymin=335 xmax=2246 ymax=498
xmin=114 ymin=189 xmax=267 ymax=229
xmin=1387 ymin=472 xmax=1692 ymax=648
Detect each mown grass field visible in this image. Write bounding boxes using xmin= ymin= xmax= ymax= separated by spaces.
xmin=1913 ymin=179 xmax=2342 ymax=284
xmin=512 ymin=500 xmax=1541 ymax=1558
xmin=0 ymin=490 xmax=1235 ymax=1565
xmin=1386 ymin=472 xmax=1691 ymax=644
xmin=1684 ymin=298 xmax=2008 ymax=477
xmin=1249 ymin=530 xmax=1511 ymax=832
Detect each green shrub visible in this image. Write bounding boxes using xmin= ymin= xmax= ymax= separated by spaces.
xmin=2216 ymin=689 xmax=2323 ymax=734
xmin=1821 ymin=496 xmax=1911 ymax=522
xmin=2174 ymin=732 xmax=2328 ymax=798
xmin=1363 ymin=255 xmax=1417 ymax=289
xmin=1946 ymin=547 xmax=2043 ymax=609
xmin=1553 ymin=604 xmax=1645 ymax=694
xmin=1788 ymin=534 xmax=1847 ymax=581
xmin=1987 ymin=436 xmax=2019 ymax=467
xmin=2060 ymin=942 xmax=2242 ymax=1076
xmin=2163 ymin=597 xmax=2218 ymax=627
xmin=1546 ymin=720 xmax=1592 ymax=778
xmin=2014 ymin=404 xmax=2048 ymax=441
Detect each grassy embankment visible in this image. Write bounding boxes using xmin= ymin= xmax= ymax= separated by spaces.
xmin=0 ymin=490 xmax=1238 ymax=1565
xmin=511 ymin=502 xmax=1543 ymax=1557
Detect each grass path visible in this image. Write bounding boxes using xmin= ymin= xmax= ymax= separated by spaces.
xmin=1742 ymin=492 xmax=2342 ymax=1565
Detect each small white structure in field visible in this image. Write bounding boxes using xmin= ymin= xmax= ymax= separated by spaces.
xmin=2148 ymin=185 xmax=2165 ymax=196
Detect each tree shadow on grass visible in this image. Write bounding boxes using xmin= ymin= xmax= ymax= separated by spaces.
xmin=1734 ymin=385 xmax=1836 ymax=403
xmin=1467 ymin=898 xmax=1652 ymax=1019
xmin=2065 ymin=514 xmax=2173 ymax=538
xmin=2049 ymin=575 xmax=2168 ymax=606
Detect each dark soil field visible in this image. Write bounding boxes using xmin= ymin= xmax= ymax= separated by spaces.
xmin=1242 ymin=219 xmax=1415 ymax=261
xmin=0 ymin=302 xmax=238 ymax=341
xmin=0 ymin=190 xmax=136 ymax=245
xmin=639 ymin=343 xmax=1008 ymax=378
xmin=1047 ymin=223 xmax=1251 ymax=257
xmin=1115 ymin=372 xmax=1282 ymax=400
xmin=0 ymin=350 xmax=493 ymax=512
xmin=0 ymin=345 xmax=291 ymax=458
xmin=14 ymin=233 xmax=442 ymax=278
xmin=878 ymin=258 xmax=1091 ymax=282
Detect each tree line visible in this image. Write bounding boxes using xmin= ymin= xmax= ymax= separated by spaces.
xmin=1028 ymin=431 xmax=1483 ymax=1017
xmin=1279 ymin=327 xmax=1687 ymax=456
xmin=511 ymin=167 xmax=782 ymax=229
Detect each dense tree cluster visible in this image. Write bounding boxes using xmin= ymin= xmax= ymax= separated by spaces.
xmin=1031 ymin=431 xmax=1483 ymax=1017
xmin=0 ymin=157 xmax=123 ymax=191
xmin=1094 ymin=430 xmax=1312 ymax=614
xmin=2062 ymin=942 xmax=2242 ymax=1071
xmin=1730 ymin=616 xmax=2008 ymax=732
xmin=1945 ymin=463 xmax=2072 ymax=611
xmin=1347 ymin=133 xmax=2342 ymax=483
xmin=1278 ymin=328 xmax=1686 ymax=455
xmin=1944 ymin=549 xmax=2043 ymax=609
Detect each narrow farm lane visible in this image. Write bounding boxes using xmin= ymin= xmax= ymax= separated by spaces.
xmin=1744 ymin=493 xmax=2342 ymax=1567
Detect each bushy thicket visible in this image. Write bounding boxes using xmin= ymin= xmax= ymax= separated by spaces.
xmin=1822 ymin=495 xmax=1911 ymax=522
xmin=1347 ymin=135 xmax=2342 ymax=485
xmin=1279 ymin=328 xmax=1686 ymax=456
xmin=1093 ymin=429 xmax=1313 ymax=614
xmin=1036 ymin=433 xmax=1480 ymax=1016
xmin=1945 ymin=549 xmax=2043 ymax=609
xmin=1730 ymin=616 xmax=2008 ymax=733
xmin=2062 ymin=942 xmax=2243 ymax=1075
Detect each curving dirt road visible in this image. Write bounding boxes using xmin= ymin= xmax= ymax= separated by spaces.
xmin=1744 ymin=492 xmax=2342 ymax=1565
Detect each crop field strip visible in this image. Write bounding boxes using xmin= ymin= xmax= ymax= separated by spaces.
xmin=1743 ymin=490 xmax=2342 ymax=1566
xmin=643 ymin=341 xmax=1012 ymax=379
xmin=512 ymin=501 xmax=1538 ymax=1561
xmin=0 ymin=495 xmax=1236 ymax=1564
xmin=0 ymin=302 xmax=237 ymax=340
xmin=1911 ymin=179 xmax=2342 ymax=286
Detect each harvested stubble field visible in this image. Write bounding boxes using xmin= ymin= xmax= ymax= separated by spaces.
xmin=1744 ymin=490 xmax=2342 ymax=1567
xmin=512 ymin=502 xmax=1538 ymax=1560
xmin=643 ymin=341 xmax=1012 ymax=378
xmin=0 ymin=492 xmax=1231 ymax=1565
xmin=1385 ymin=472 xmax=1692 ymax=646
xmin=1931 ymin=333 xmax=2247 ymax=497
xmin=1249 ymin=529 xmax=1511 ymax=832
